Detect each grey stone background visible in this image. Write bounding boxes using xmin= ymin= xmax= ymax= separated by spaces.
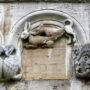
xmin=0 ymin=0 xmax=89 ymax=3
xmin=0 ymin=2 xmax=89 ymax=90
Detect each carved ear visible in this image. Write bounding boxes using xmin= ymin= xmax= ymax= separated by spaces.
xmin=24 ymin=22 xmax=31 ymax=32
xmin=72 ymin=44 xmax=82 ymax=60
xmin=27 ymin=22 xmax=31 ymax=32
xmin=24 ymin=22 xmax=28 ymax=32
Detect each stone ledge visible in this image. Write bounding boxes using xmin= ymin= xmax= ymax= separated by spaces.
xmin=0 ymin=0 xmax=88 ymax=3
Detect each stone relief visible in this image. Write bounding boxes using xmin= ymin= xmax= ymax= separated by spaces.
xmin=7 ymin=10 xmax=87 ymax=80
xmin=8 ymin=10 xmax=87 ymax=46
xmin=72 ymin=44 xmax=90 ymax=78
xmin=0 ymin=45 xmax=22 ymax=81
xmin=20 ymin=20 xmax=76 ymax=49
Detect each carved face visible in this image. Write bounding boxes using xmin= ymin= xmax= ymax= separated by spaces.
xmin=74 ymin=44 xmax=90 ymax=78
xmin=21 ymin=31 xmax=29 ymax=39
xmin=4 ymin=45 xmax=16 ymax=57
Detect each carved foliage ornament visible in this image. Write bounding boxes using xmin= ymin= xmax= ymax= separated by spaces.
xmin=0 ymin=45 xmax=22 ymax=80
xmin=20 ymin=20 xmax=76 ymax=49
xmin=73 ymin=44 xmax=90 ymax=78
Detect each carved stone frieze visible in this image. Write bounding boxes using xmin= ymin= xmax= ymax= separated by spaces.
xmin=8 ymin=10 xmax=87 ymax=46
xmin=72 ymin=44 xmax=90 ymax=78
xmin=0 ymin=45 xmax=22 ymax=81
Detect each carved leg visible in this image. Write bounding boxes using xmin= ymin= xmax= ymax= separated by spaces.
xmin=23 ymin=44 xmax=38 ymax=49
xmin=42 ymin=40 xmax=54 ymax=48
xmin=73 ymin=33 xmax=76 ymax=42
xmin=12 ymin=74 xmax=22 ymax=80
xmin=65 ymin=34 xmax=72 ymax=44
xmin=65 ymin=25 xmax=76 ymax=44
xmin=68 ymin=36 xmax=72 ymax=44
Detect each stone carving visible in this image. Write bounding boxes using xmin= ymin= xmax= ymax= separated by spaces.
xmin=21 ymin=20 xmax=76 ymax=49
xmin=73 ymin=44 xmax=90 ymax=78
xmin=0 ymin=45 xmax=22 ymax=81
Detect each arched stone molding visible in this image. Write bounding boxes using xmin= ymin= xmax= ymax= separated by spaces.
xmin=8 ymin=9 xmax=87 ymax=46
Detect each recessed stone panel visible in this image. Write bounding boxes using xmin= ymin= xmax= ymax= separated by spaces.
xmin=22 ymin=38 xmax=71 ymax=80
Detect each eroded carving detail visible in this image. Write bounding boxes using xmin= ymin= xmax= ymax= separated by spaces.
xmin=20 ymin=20 xmax=76 ymax=49
xmin=73 ymin=44 xmax=90 ymax=78
xmin=0 ymin=45 xmax=22 ymax=80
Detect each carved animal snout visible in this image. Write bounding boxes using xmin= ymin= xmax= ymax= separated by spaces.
xmin=21 ymin=32 xmax=29 ymax=39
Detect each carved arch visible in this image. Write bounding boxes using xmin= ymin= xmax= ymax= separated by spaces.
xmin=7 ymin=9 xmax=87 ymax=46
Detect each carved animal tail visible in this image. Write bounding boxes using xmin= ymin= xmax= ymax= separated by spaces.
xmin=64 ymin=19 xmax=73 ymax=27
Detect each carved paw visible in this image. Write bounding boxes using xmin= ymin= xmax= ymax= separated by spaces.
xmin=23 ymin=44 xmax=38 ymax=49
xmin=42 ymin=41 xmax=54 ymax=48
xmin=73 ymin=38 xmax=76 ymax=43
xmin=12 ymin=74 xmax=22 ymax=80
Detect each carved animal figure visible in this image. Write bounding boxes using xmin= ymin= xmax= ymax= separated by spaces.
xmin=30 ymin=23 xmax=65 ymax=37
xmin=2 ymin=45 xmax=22 ymax=80
xmin=31 ymin=20 xmax=76 ymax=44
xmin=73 ymin=44 xmax=90 ymax=78
xmin=21 ymin=20 xmax=76 ymax=48
xmin=21 ymin=22 xmax=57 ymax=48
xmin=64 ymin=19 xmax=76 ymax=44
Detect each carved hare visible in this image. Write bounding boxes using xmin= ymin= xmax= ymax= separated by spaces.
xmin=21 ymin=22 xmax=55 ymax=48
xmin=21 ymin=20 xmax=76 ymax=48
xmin=30 ymin=20 xmax=76 ymax=44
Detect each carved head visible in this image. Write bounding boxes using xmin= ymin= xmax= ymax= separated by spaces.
xmin=21 ymin=31 xmax=29 ymax=39
xmin=73 ymin=44 xmax=90 ymax=78
xmin=4 ymin=45 xmax=16 ymax=57
xmin=21 ymin=21 xmax=31 ymax=39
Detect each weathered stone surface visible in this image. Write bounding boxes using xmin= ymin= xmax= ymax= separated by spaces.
xmin=0 ymin=0 xmax=88 ymax=3
xmin=0 ymin=83 xmax=6 ymax=90
xmin=0 ymin=2 xmax=89 ymax=90
xmin=7 ymin=80 xmax=70 ymax=90
xmin=22 ymin=38 xmax=71 ymax=80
